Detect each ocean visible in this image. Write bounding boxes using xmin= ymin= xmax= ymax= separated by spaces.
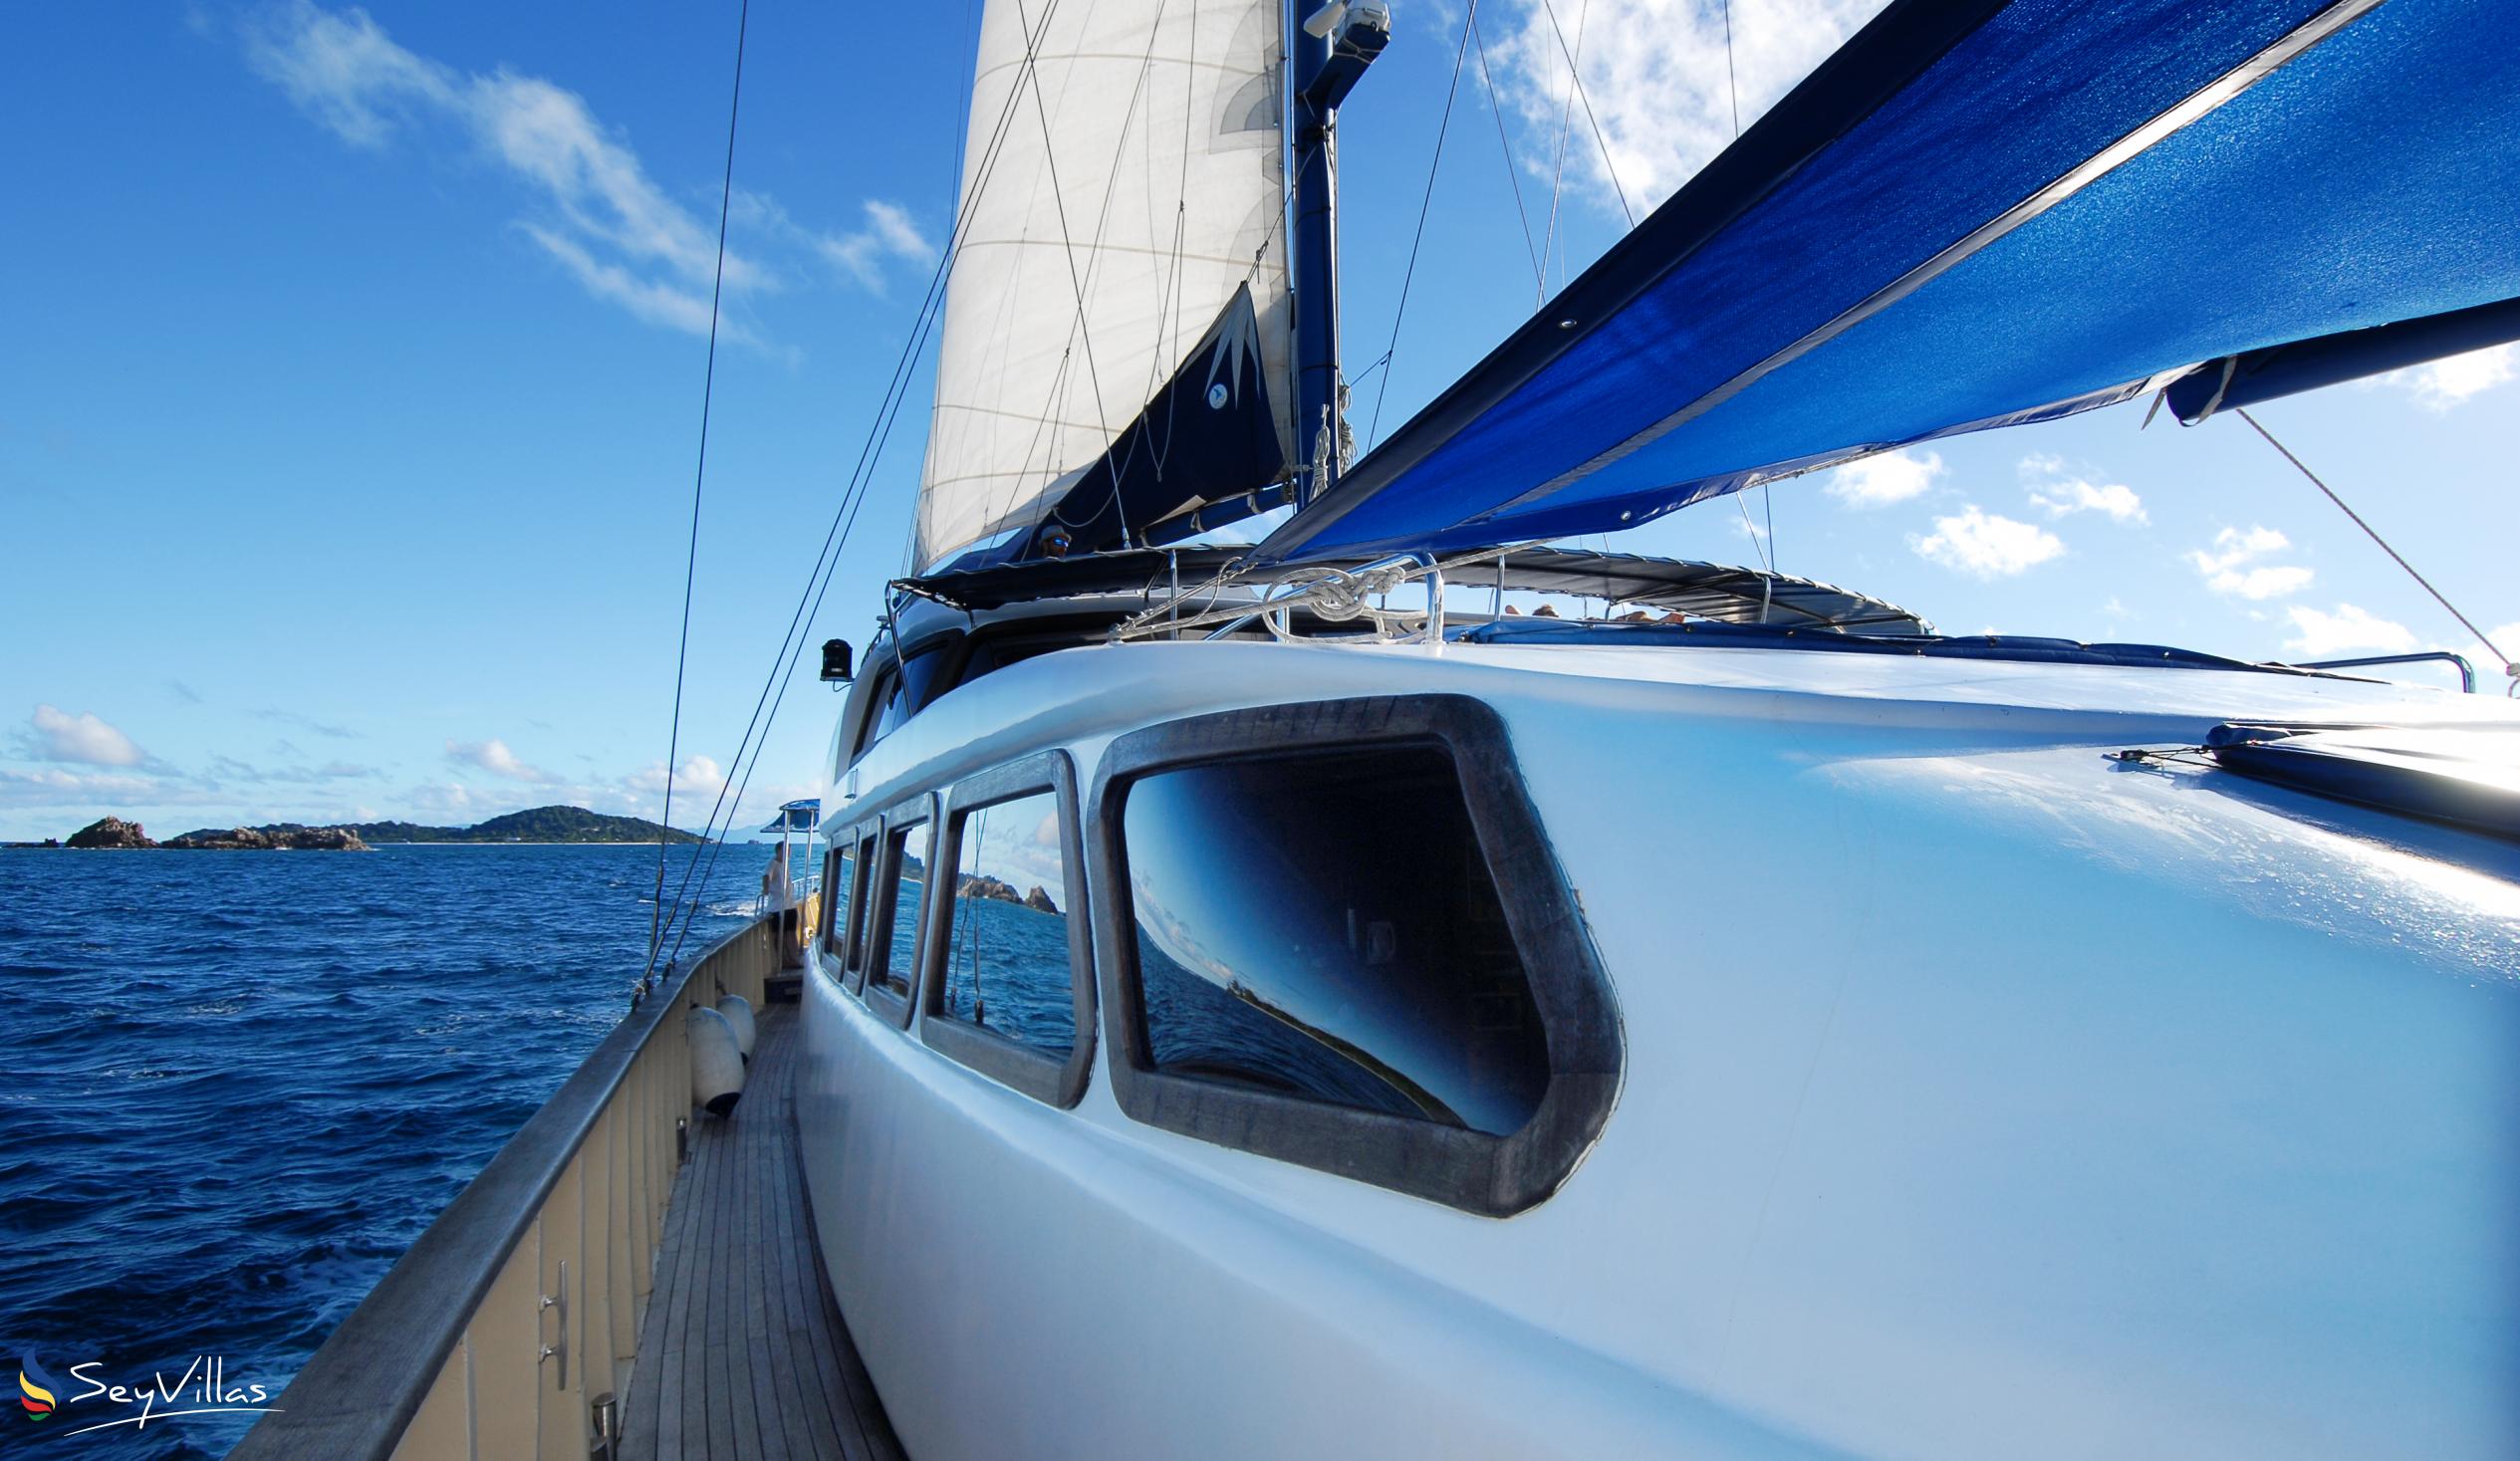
xmin=0 ymin=842 xmax=782 ymax=1459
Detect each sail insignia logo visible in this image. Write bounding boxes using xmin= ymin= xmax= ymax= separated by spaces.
xmin=19 ymin=1352 xmax=58 ymax=1419
xmin=8 ymin=1347 xmax=282 ymax=1437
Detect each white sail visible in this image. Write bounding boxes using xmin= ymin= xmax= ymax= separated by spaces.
xmin=913 ymin=0 xmax=1291 ymax=572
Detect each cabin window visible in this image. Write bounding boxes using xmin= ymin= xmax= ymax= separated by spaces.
xmin=853 ymin=665 xmax=901 ymax=760
xmin=856 ymin=640 xmax=960 ymax=760
xmin=820 ymin=845 xmax=848 ymax=959
xmin=874 ymin=821 xmax=930 ymax=1000
xmin=919 ymin=753 xmax=1096 ymax=1107
xmin=1092 ymin=695 xmax=1622 ymax=1216
xmin=1119 ymin=745 xmax=1548 ymax=1135
xmin=937 ymin=790 xmax=1076 ymax=1055
xmin=843 ymin=833 xmax=876 ymax=986
xmin=895 ymin=636 xmax=962 ymax=713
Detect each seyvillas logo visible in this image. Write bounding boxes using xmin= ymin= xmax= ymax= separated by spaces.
xmin=18 ymin=1352 xmax=58 ymax=1420
xmin=7 ymin=1348 xmax=282 ymax=1438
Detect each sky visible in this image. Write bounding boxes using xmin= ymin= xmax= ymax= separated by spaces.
xmin=4 ymin=0 xmax=2513 ymax=843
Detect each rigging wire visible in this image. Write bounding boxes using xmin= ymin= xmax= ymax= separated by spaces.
xmin=662 ymin=0 xmax=1094 ymax=962
xmin=1023 ymin=0 xmax=1183 ymax=542
xmin=1365 ymin=0 xmax=1479 ymax=454
xmin=649 ymin=0 xmax=1077 ymax=960
xmin=2235 ymin=407 xmax=2515 ymax=682
xmin=1011 ymin=0 xmax=1127 ymax=544
xmin=648 ymin=0 xmax=752 ymax=976
xmin=1717 ymin=0 xmax=1774 ymax=584
xmin=1536 ymin=0 xmax=1584 ymax=287
xmin=1720 ymin=0 xmax=1741 ymax=137
xmin=1534 ymin=0 xmax=1634 ymax=227
xmin=1469 ymin=11 xmax=1547 ymax=304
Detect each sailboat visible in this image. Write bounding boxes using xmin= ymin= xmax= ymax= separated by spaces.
xmin=796 ymin=0 xmax=2520 ymax=1456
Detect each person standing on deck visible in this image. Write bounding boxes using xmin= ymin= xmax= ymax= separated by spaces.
xmin=762 ymin=842 xmax=803 ymax=969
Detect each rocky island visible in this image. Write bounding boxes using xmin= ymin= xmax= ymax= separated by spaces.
xmin=57 ymin=806 xmax=703 ymax=850
xmin=64 ymin=817 xmax=157 ymax=850
xmin=955 ymin=871 xmax=1060 ymax=916
xmin=63 ymin=817 xmax=371 ymax=851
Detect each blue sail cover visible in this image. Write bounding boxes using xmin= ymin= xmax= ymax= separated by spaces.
xmin=1258 ymin=0 xmax=2520 ymax=565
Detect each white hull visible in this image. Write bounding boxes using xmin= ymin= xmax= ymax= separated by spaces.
xmin=800 ymin=638 xmax=2520 ymax=1458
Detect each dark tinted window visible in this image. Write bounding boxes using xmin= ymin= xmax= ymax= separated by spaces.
xmin=938 ymin=791 xmax=1075 ymax=1055
xmin=876 ymin=822 xmax=929 ymax=997
xmin=823 ymin=841 xmax=861 ymax=960
xmin=956 ymin=634 xmax=1065 ymax=686
xmin=844 ymin=835 xmax=875 ymax=973
xmin=895 ymin=637 xmax=961 ymax=712
xmin=855 ymin=666 xmax=902 ymax=758
xmin=1120 ymin=745 xmax=1550 ymax=1136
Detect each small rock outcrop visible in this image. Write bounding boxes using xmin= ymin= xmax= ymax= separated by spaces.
xmin=956 ymin=873 xmax=1061 ymax=917
xmin=164 ymin=825 xmax=371 ymax=851
xmin=66 ymin=817 xmax=156 ymax=850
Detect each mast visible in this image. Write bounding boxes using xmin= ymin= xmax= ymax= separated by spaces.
xmin=1288 ymin=0 xmax=1388 ymax=507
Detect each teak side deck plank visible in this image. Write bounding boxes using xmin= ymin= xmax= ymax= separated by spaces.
xmin=621 ymin=1004 xmax=903 ymax=1461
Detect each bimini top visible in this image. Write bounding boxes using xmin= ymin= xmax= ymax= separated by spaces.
xmin=1256 ymin=0 xmax=2520 ymax=565
xmin=892 ymin=545 xmax=1928 ymax=633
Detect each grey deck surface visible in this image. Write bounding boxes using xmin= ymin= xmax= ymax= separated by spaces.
xmin=621 ymin=1003 xmax=905 ymax=1461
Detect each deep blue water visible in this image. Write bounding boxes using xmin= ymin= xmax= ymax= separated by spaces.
xmin=0 ymin=843 xmax=778 ymax=1459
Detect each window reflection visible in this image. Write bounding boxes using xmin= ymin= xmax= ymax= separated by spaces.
xmin=846 ymin=836 xmax=875 ymax=973
xmin=939 ymin=791 xmax=1075 ymax=1056
xmin=877 ymin=823 xmax=928 ymax=997
xmin=1121 ymin=746 xmax=1550 ymax=1136
xmin=823 ymin=843 xmax=857 ymax=958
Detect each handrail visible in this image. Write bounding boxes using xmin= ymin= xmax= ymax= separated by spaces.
xmin=231 ymin=914 xmax=776 ymax=1461
xmin=2299 ymin=650 xmax=2477 ymax=693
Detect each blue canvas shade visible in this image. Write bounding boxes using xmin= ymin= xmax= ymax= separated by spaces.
xmin=1258 ymin=0 xmax=2520 ymax=565
xmin=760 ymin=799 xmax=821 ymax=835
xmin=2163 ymin=296 xmax=2520 ymax=424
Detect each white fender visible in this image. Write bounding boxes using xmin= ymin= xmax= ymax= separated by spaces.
xmin=714 ymin=994 xmax=757 ymax=1060
xmin=686 ymin=1006 xmax=745 ymax=1116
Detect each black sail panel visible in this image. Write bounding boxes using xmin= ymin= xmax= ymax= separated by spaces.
xmin=1018 ymin=284 xmax=1290 ymax=561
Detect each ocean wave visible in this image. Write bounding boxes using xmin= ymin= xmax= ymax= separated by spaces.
xmin=0 ymin=839 xmax=788 ymax=1455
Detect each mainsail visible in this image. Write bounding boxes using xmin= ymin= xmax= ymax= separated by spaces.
xmin=913 ymin=0 xmax=1294 ymax=573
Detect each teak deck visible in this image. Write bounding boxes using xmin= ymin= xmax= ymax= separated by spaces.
xmin=620 ymin=1003 xmax=904 ymax=1461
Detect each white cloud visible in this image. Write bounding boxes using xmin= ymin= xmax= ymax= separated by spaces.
xmin=2186 ymin=524 xmax=2312 ymax=600
xmin=2207 ymin=565 xmax=2315 ymax=602
xmin=244 ymin=3 xmax=925 ymax=340
xmin=1823 ymin=448 xmax=1941 ymax=508
xmin=818 ymin=201 xmax=937 ymax=291
xmin=2368 ymin=344 xmax=2515 ymax=413
xmin=0 ymin=767 xmax=170 ymax=808
xmin=1493 ymin=0 xmax=1892 ymax=212
xmin=445 ymin=737 xmax=560 ymax=784
xmin=22 ymin=705 xmax=147 ymax=767
xmin=1910 ymin=506 xmax=2064 ymax=579
xmin=2021 ymin=454 xmax=2146 ymax=524
xmin=2283 ymin=604 xmax=2416 ymax=658
xmin=627 ymin=754 xmax=726 ymax=799
xmin=2187 ymin=524 xmax=2289 ymax=575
